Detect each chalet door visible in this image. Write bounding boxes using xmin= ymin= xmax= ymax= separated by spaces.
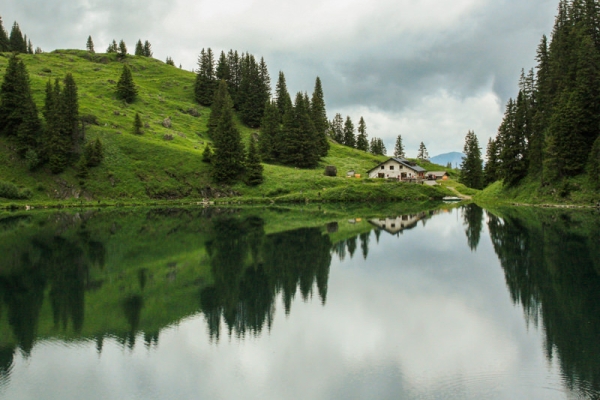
xmin=378 ymin=173 xmax=385 ymax=178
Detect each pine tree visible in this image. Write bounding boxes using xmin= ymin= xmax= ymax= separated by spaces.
xmin=483 ymin=138 xmax=500 ymax=187
xmin=116 ymin=64 xmax=137 ymax=103
xmin=133 ymin=113 xmax=143 ymax=135
xmin=194 ymin=48 xmax=216 ymax=106
xmin=245 ymin=137 xmax=264 ymax=185
xmin=279 ymin=92 xmax=319 ymax=168
xmin=8 ymin=22 xmax=26 ymax=53
xmin=86 ymin=36 xmax=95 ymax=53
xmin=459 ymin=130 xmax=483 ymax=189
xmin=106 ymin=40 xmax=118 ymax=53
xmin=0 ymin=17 xmax=9 ymax=52
xmin=135 ymin=40 xmax=144 ymax=56
xmin=258 ymin=100 xmax=280 ymax=162
xmin=63 ymin=73 xmax=80 ymax=153
xmin=370 ymin=137 xmax=387 ymax=155
xmin=211 ymin=92 xmax=245 ymax=183
xmin=117 ymin=40 xmax=127 ymax=59
xmin=207 ymin=80 xmax=229 ymax=137
xmin=216 ymin=51 xmax=231 ymax=82
xmin=355 ymin=117 xmax=369 ymax=152
xmin=275 ymin=71 xmax=292 ymax=121
xmin=310 ymin=77 xmax=329 ymax=157
xmin=165 ymin=56 xmax=175 ymax=66
xmin=393 ymin=134 xmax=405 ymax=158
xmin=202 ymin=144 xmax=213 ymax=163
xmin=417 ymin=142 xmax=429 ymax=160
xmin=238 ymin=54 xmax=270 ymax=128
xmin=47 ymin=79 xmax=71 ymax=173
xmin=589 ymin=134 xmax=600 ymax=189
xmin=343 ymin=116 xmax=356 ymax=148
xmin=27 ymin=39 xmax=33 ymax=54
xmin=143 ymin=41 xmax=152 ymax=57
xmin=329 ymin=113 xmax=344 ymax=143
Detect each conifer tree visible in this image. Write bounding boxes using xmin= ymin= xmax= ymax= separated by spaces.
xmin=63 ymin=73 xmax=80 ymax=153
xmin=343 ymin=116 xmax=356 ymax=148
xmin=370 ymin=137 xmax=386 ymax=155
xmin=483 ymin=138 xmax=500 ymax=187
xmin=0 ymin=17 xmax=8 ymax=52
xmin=86 ymin=36 xmax=95 ymax=53
xmin=216 ymin=51 xmax=231 ymax=82
xmin=143 ymin=41 xmax=152 ymax=57
xmin=116 ymin=64 xmax=137 ymax=103
xmin=195 ymin=48 xmax=216 ymax=106
xmin=258 ymin=100 xmax=280 ymax=162
xmin=202 ymin=144 xmax=213 ymax=163
xmin=589 ymin=134 xmax=600 ymax=189
xmin=275 ymin=71 xmax=292 ymax=120
xmin=417 ymin=142 xmax=429 ymax=160
xmin=133 ymin=113 xmax=143 ymax=135
xmin=329 ymin=113 xmax=344 ymax=143
xmin=212 ymin=92 xmax=245 ymax=183
xmin=47 ymin=79 xmax=71 ymax=173
xmin=8 ymin=22 xmax=26 ymax=53
xmin=310 ymin=77 xmax=329 ymax=156
xmin=393 ymin=134 xmax=405 ymax=158
xmin=238 ymin=54 xmax=270 ymax=128
xmin=245 ymin=137 xmax=264 ymax=186
xmin=118 ymin=40 xmax=127 ymax=59
xmin=459 ymin=130 xmax=483 ymax=189
xmin=135 ymin=40 xmax=144 ymax=56
xmin=279 ymin=92 xmax=319 ymax=168
xmin=355 ymin=117 xmax=369 ymax=152
xmin=207 ymin=80 xmax=229 ymax=137
xmin=27 ymin=39 xmax=33 ymax=54
xmin=165 ymin=56 xmax=175 ymax=66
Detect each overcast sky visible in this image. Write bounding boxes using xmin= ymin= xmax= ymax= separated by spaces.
xmin=3 ymin=0 xmax=558 ymax=156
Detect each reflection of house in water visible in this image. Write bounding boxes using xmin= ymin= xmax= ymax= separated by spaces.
xmin=368 ymin=212 xmax=428 ymax=235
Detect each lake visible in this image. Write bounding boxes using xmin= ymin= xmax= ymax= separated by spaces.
xmin=0 ymin=204 xmax=599 ymax=399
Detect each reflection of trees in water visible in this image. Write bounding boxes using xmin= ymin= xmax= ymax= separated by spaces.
xmin=0 ymin=214 xmax=106 ymax=360
xmin=462 ymin=204 xmax=483 ymax=251
xmin=200 ymin=216 xmax=332 ymax=341
xmin=488 ymin=210 xmax=600 ymax=397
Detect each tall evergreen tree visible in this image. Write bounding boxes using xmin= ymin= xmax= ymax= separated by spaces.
xmin=0 ymin=17 xmax=9 ymax=52
xmin=459 ymin=130 xmax=483 ymax=189
xmin=279 ymin=92 xmax=319 ymax=168
xmin=370 ymin=137 xmax=387 ymax=155
xmin=8 ymin=22 xmax=26 ymax=53
xmin=216 ymin=51 xmax=231 ymax=82
xmin=47 ymin=79 xmax=71 ymax=173
xmin=212 ymin=92 xmax=245 ymax=183
xmin=133 ymin=113 xmax=143 ymax=135
xmin=310 ymin=77 xmax=329 ymax=157
xmin=275 ymin=71 xmax=292 ymax=120
xmin=86 ymin=36 xmax=95 ymax=53
xmin=329 ymin=113 xmax=344 ymax=143
xmin=106 ymin=40 xmax=118 ymax=53
xmin=207 ymin=80 xmax=230 ymax=137
xmin=143 ymin=40 xmax=152 ymax=57
xmin=118 ymin=40 xmax=127 ymax=59
xmin=134 ymin=40 xmax=144 ymax=56
xmin=245 ymin=137 xmax=264 ymax=186
xmin=343 ymin=116 xmax=356 ymax=148
xmin=238 ymin=54 xmax=270 ymax=128
xmin=116 ymin=64 xmax=137 ymax=103
xmin=258 ymin=100 xmax=280 ymax=162
xmin=483 ymin=138 xmax=500 ymax=187
xmin=194 ymin=48 xmax=216 ymax=106
xmin=63 ymin=73 xmax=80 ymax=153
xmin=356 ymin=117 xmax=369 ymax=152
xmin=417 ymin=142 xmax=429 ymax=160
xmin=393 ymin=134 xmax=405 ymax=158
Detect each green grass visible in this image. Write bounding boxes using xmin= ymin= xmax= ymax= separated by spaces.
xmin=0 ymin=50 xmax=454 ymax=206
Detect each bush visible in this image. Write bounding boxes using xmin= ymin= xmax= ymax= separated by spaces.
xmin=0 ymin=181 xmax=32 ymax=200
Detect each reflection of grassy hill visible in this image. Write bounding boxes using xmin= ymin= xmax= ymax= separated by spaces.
xmin=0 ymin=202 xmax=448 ymax=347
xmin=0 ymin=50 xmax=451 ymax=206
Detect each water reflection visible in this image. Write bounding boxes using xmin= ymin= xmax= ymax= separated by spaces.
xmin=487 ymin=207 xmax=600 ymax=397
xmin=0 ymin=205 xmax=599 ymax=398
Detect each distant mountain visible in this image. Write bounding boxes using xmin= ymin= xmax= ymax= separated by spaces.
xmin=429 ymin=152 xmax=465 ymax=168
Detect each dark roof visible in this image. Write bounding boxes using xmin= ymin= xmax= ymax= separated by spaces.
xmin=427 ymin=171 xmax=449 ymax=176
xmin=367 ymin=158 xmax=427 ymax=173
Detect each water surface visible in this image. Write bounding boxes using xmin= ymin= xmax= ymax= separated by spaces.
xmin=0 ymin=205 xmax=599 ymax=399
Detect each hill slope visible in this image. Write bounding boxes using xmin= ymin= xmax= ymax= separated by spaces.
xmin=0 ymin=50 xmax=451 ymax=204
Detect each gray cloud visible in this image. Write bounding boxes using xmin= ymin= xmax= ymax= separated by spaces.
xmin=2 ymin=0 xmax=559 ymax=154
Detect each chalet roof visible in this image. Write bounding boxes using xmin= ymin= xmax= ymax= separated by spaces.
xmin=367 ymin=158 xmax=427 ymax=173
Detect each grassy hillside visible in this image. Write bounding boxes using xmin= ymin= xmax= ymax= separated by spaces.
xmin=0 ymin=50 xmax=452 ymax=206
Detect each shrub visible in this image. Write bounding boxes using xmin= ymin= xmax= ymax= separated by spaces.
xmin=0 ymin=181 xmax=32 ymax=199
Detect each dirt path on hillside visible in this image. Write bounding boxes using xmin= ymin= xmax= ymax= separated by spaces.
xmin=447 ymin=186 xmax=472 ymax=200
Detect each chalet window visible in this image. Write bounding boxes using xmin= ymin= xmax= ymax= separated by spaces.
xmin=390 ymin=166 xmax=394 ymax=170
xmin=380 ymin=166 xmax=384 ymax=170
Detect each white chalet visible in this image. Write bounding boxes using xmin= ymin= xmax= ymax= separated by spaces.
xmin=367 ymin=158 xmax=427 ymax=181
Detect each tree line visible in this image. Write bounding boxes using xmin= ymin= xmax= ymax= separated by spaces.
xmin=0 ymin=16 xmax=39 ymax=54
xmin=484 ymin=0 xmax=600 ymax=191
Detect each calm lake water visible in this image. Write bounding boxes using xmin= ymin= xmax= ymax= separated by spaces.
xmin=0 ymin=204 xmax=599 ymax=399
